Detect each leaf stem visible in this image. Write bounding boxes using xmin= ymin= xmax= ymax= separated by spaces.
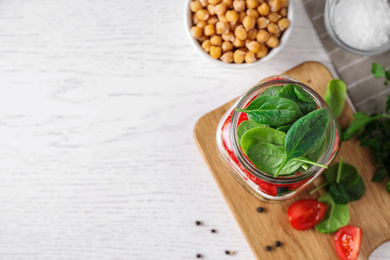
xmin=337 ymin=156 xmax=343 ymax=183
xmin=295 ymin=157 xmax=328 ymax=169
xmin=310 ymin=181 xmax=330 ymax=195
xmin=274 ymin=158 xmax=288 ymax=178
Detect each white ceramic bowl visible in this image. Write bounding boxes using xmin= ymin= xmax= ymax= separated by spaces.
xmin=184 ymin=0 xmax=294 ymax=69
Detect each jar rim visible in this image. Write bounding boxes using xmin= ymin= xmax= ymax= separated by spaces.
xmin=230 ymin=77 xmax=341 ymax=184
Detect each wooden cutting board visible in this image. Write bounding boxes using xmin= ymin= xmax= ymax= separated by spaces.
xmin=194 ymin=62 xmax=390 ymax=260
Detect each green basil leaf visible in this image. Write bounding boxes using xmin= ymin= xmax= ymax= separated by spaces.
xmin=346 ymin=176 xmax=365 ymax=202
xmin=372 ymin=168 xmax=388 ymax=182
xmin=246 ymin=142 xmax=303 ymax=176
xmin=324 ymin=163 xmax=360 ymax=189
xmin=235 ymin=95 xmax=302 ymax=126
xmin=285 ymin=108 xmax=330 ymax=160
xmin=277 ymin=84 xmax=316 ymax=115
xmin=324 ymin=79 xmax=346 ymax=119
xmin=259 ymin=85 xmax=283 ymax=97
xmin=240 ymin=127 xmax=285 ymax=154
xmin=237 ymin=121 xmax=265 ymax=145
xmin=315 ymin=193 xmax=350 ymax=234
xmin=329 ymin=183 xmax=350 ymax=204
xmin=372 ymin=62 xmax=385 ymax=78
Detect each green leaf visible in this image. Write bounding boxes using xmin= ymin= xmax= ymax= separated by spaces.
xmin=246 ymin=142 xmax=303 ymax=176
xmin=372 ymin=168 xmax=388 ymax=182
xmin=315 ymin=193 xmax=350 ymax=234
xmin=346 ymin=176 xmax=365 ymax=202
xmin=235 ymin=95 xmax=302 ymax=126
xmin=329 ymin=183 xmax=350 ymax=204
xmin=276 ymin=122 xmax=295 ymax=133
xmin=343 ymin=113 xmax=390 ymax=140
xmin=240 ymin=127 xmax=285 ymax=154
xmin=386 ymin=95 xmax=390 ymax=114
xmin=387 ymin=180 xmax=390 ymax=193
xmin=277 ymin=84 xmax=316 ymax=115
xmin=237 ymin=121 xmax=265 ymax=145
xmin=259 ymin=85 xmax=283 ymax=97
xmin=372 ymin=63 xmax=385 ymax=78
xmin=324 ymin=163 xmax=360 ymax=189
xmin=324 ymin=79 xmax=347 ymax=119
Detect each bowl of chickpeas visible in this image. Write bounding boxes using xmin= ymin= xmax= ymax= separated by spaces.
xmin=185 ymin=0 xmax=292 ymax=68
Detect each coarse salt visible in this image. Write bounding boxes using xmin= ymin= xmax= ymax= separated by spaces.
xmin=333 ymin=0 xmax=390 ymax=50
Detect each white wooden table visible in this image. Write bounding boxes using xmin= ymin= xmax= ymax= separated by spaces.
xmin=0 ymin=0 xmax=388 ymax=259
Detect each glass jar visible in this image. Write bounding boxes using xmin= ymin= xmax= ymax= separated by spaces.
xmin=216 ymin=75 xmax=341 ymax=202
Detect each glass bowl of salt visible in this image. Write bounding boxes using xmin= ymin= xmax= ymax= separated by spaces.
xmin=324 ymin=0 xmax=390 ymax=56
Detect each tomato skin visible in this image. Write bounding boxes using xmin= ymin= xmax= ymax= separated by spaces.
xmin=334 ymin=226 xmax=362 ymax=260
xmin=287 ymin=200 xmax=327 ymax=230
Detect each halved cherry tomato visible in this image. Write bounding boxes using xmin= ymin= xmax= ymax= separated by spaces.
xmin=334 ymin=226 xmax=362 ymax=260
xmin=287 ymin=199 xmax=327 ymax=230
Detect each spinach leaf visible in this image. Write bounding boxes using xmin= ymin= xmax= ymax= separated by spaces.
xmin=246 ymin=142 xmax=303 ymax=176
xmin=275 ymin=108 xmax=330 ymax=176
xmin=342 ymin=112 xmax=390 ymax=141
xmin=346 ymin=176 xmax=365 ymax=202
xmin=372 ymin=167 xmax=388 ymax=182
xmin=277 ymin=84 xmax=316 ymax=115
xmin=276 ymin=122 xmax=295 ymax=133
xmin=237 ymin=121 xmax=265 ymax=145
xmin=372 ymin=62 xmax=385 ymax=78
xmin=259 ymin=85 xmax=283 ymax=97
xmin=240 ymin=127 xmax=285 ymax=154
xmin=235 ymin=95 xmax=302 ymax=126
xmin=329 ymin=183 xmax=350 ymax=204
xmin=315 ymin=193 xmax=350 ymax=234
xmin=302 ymin=135 xmax=325 ymax=162
xmin=324 ymin=79 xmax=346 ymax=119
xmin=324 ymin=163 xmax=360 ymax=189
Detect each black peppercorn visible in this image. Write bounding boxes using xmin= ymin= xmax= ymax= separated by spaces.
xmin=265 ymin=245 xmax=271 ymax=251
xmin=225 ymin=250 xmax=230 ymax=255
xmin=256 ymin=207 xmax=264 ymax=212
xmin=211 ymin=229 xmax=217 ymax=233
xmin=274 ymin=241 xmax=281 ymax=247
xmin=196 ymin=253 xmax=202 ymax=258
xmin=195 ymin=221 xmax=202 ymax=225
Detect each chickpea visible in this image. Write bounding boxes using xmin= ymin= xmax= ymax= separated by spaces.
xmin=278 ymin=18 xmax=290 ymax=31
xmin=273 ymin=30 xmax=281 ymax=38
xmin=198 ymin=35 xmax=208 ymax=42
xmin=221 ymin=51 xmax=234 ymax=63
xmin=192 ymin=13 xmax=199 ymax=24
xmin=256 ymin=44 xmax=268 ymax=58
xmin=202 ymin=39 xmax=212 ymax=52
xmin=239 ymin=12 xmax=246 ymax=23
xmin=210 ymin=46 xmax=222 ymax=59
xmin=226 ymin=10 xmax=239 ymax=24
xmin=233 ymin=49 xmax=246 ymax=64
xmin=239 ymin=46 xmax=249 ymax=52
xmin=233 ymin=0 xmax=246 ymax=12
xmin=280 ymin=0 xmax=288 ymax=8
xmin=256 ymin=29 xmax=270 ymax=42
xmin=233 ymin=37 xmax=245 ymax=47
xmin=207 ymin=16 xmax=219 ymax=25
xmin=247 ymin=9 xmax=260 ymax=18
xmin=230 ymin=22 xmax=240 ymax=31
xmin=268 ymin=12 xmax=281 ymax=23
xmin=190 ymin=26 xmax=203 ymax=38
xmin=279 ymin=7 xmax=287 ymax=17
xmin=245 ymin=51 xmax=257 ymax=63
xmin=269 ymin=0 xmax=281 ymax=12
xmin=200 ymin=0 xmax=208 ymax=6
xmin=234 ymin=25 xmax=247 ymax=40
xmin=197 ymin=21 xmax=207 ymax=29
xmin=242 ymin=16 xmax=256 ymax=30
xmin=266 ymin=35 xmax=279 ymax=48
xmin=258 ymin=3 xmax=270 ymax=16
xmin=222 ymin=41 xmax=234 ymax=52
xmin=223 ymin=0 xmax=234 ymax=8
xmin=196 ymin=9 xmax=210 ymax=21
xmin=215 ymin=3 xmax=227 ymax=15
xmin=222 ymin=32 xmax=235 ymax=41
xmin=210 ymin=35 xmax=223 ymax=46
xmin=209 ymin=0 xmax=222 ymax=4
xmin=246 ymin=0 xmax=259 ymax=9
xmin=218 ymin=14 xmax=228 ymax=23
xmin=267 ymin=22 xmax=280 ymax=35
xmin=247 ymin=28 xmax=258 ymax=40
xmin=207 ymin=5 xmax=216 ymax=15
xmin=215 ymin=21 xmax=230 ymax=34
xmin=204 ymin=24 xmax=215 ymax=36
xmin=191 ymin=1 xmax=204 ymax=12
xmin=247 ymin=41 xmax=261 ymax=53
xmin=257 ymin=17 xmax=270 ymax=29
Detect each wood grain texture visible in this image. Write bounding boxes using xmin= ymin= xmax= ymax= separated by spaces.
xmin=0 ymin=0 xmax=387 ymax=259
xmin=194 ymin=62 xmax=390 ymax=260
